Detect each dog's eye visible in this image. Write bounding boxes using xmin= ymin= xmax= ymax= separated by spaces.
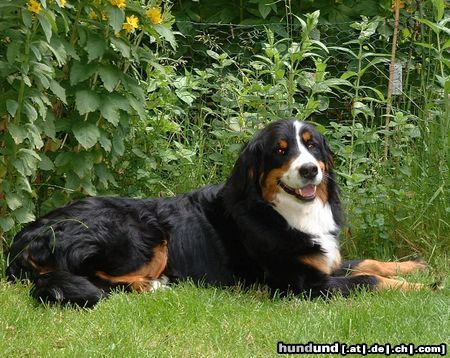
xmin=307 ymin=142 xmax=316 ymax=149
xmin=277 ymin=148 xmax=286 ymax=155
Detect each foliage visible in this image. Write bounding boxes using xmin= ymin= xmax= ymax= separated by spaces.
xmin=173 ymin=0 xmax=393 ymax=24
xmin=0 ymin=0 xmax=174 ymax=243
xmin=326 ymin=3 xmax=450 ymax=258
xmin=0 ymin=0 xmax=449 ymax=270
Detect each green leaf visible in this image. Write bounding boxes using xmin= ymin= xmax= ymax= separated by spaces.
xmin=100 ymin=97 xmax=120 ymax=126
xmin=39 ymin=153 xmax=54 ymax=171
xmin=65 ymin=171 xmax=80 ymax=191
xmin=100 ymin=94 xmax=130 ymax=126
xmin=75 ymin=90 xmax=101 ymax=115
xmin=415 ymin=42 xmax=434 ymax=50
xmin=42 ymin=111 xmax=56 ymax=139
xmin=6 ymin=193 xmax=22 ymax=210
xmin=123 ymin=76 xmax=145 ymax=101
xmin=106 ymin=5 xmax=125 ymax=33
xmin=30 ymin=44 xmax=42 ymax=61
xmin=416 ymin=17 xmax=440 ymax=35
xmin=8 ymin=123 xmax=27 ymax=144
xmin=154 ymin=25 xmax=177 ymax=50
xmin=25 ymin=123 xmax=44 ymax=149
xmin=95 ymin=164 xmax=117 ymax=188
xmin=7 ymin=41 xmax=21 ymax=64
xmin=0 ymin=217 xmax=14 ymax=232
xmin=54 ymin=152 xmax=73 ymax=167
xmin=85 ymin=34 xmax=107 ymax=62
xmin=12 ymin=149 xmax=40 ymax=176
xmin=442 ymin=39 xmax=450 ymax=51
xmin=16 ymin=175 xmax=32 ymax=193
xmin=47 ymin=37 xmax=67 ymax=66
xmin=340 ymin=71 xmax=358 ymax=80
xmin=112 ymin=135 xmax=125 ymax=156
xmin=258 ymin=2 xmax=271 ymax=19
xmin=6 ymin=99 xmax=18 ymax=117
xmin=23 ymin=101 xmax=38 ymax=122
xmin=110 ymin=37 xmax=130 ymax=58
xmin=13 ymin=206 xmax=35 ymax=224
xmin=49 ymin=80 xmax=67 ymax=104
xmin=72 ymin=152 xmax=94 ymax=178
xmin=431 ymin=0 xmax=444 ymax=21
xmin=98 ymin=65 xmax=121 ymax=92
xmin=127 ymin=95 xmax=146 ymax=119
xmin=72 ymin=121 xmax=100 ymax=149
xmin=22 ymin=9 xmax=33 ymax=28
xmin=37 ymin=12 xmax=52 ymax=42
xmin=99 ymin=130 xmax=112 ymax=152
xmin=175 ymin=89 xmax=196 ymax=105
xmin=70 ymin=62 xmax=97 ymax=85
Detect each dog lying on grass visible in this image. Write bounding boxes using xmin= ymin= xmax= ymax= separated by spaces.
xmin=6 ymin=119 xmax=431 ymax=307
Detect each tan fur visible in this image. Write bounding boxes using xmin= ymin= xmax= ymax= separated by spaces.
xmin=299 ymin=251 xmax=341 ymax=275
xmin=96 ymin=242 xmax=168 ymax=292
xmin=351 ymin=259 xmax=427 ymax=277
xmin=261 ymin=161 xmax=293 ymax=202
xmin=302 ymin=131 xmax=312 ymax=142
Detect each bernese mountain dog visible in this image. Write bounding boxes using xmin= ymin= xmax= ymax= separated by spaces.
xmin=6 ymin=119 xmax=427 ymax=307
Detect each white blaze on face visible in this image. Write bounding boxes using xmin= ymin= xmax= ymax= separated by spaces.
xmin=272 ymin=121 xmax=339 ymax=271
xmin=279 ymin=121 xmax=323 ymax=189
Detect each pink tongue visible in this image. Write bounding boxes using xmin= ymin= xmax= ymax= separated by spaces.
xmin=301 ymin=184 xmax=316 ymax=197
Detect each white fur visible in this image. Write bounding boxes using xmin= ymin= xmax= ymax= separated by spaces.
xmin=280 ymin=121 xmax=322 ymax=189
xmin=149 ymin=275 xmax=170 ymax=292
xmin=273 ymin=121 xmax=339 ymax=272
xmin=273 ymin=191 xmax=340 ymax=271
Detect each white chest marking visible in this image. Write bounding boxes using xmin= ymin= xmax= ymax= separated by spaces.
xmin=273 ymin=191 xmax=340 ymax=270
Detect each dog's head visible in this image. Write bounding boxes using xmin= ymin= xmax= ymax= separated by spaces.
xmin=225 ymin=119 xmax=339 ymax=212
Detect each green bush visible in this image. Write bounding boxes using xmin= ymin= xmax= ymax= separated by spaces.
xmin=0 ymin=0 xmax=174 ymax=238
xmin=0 ymin=1 xmax=448 ymax=269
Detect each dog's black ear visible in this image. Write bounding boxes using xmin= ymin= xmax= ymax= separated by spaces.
xmin=321 ymin=133 xmax=334 ymax=168
xmin=223 ymin=137 xmax=264 ymax=206
xmin=320 ymin=132 xmax=343 ymax=225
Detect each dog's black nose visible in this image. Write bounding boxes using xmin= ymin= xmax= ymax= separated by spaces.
xmin=299 ymin=163 xmax=318 ymax=179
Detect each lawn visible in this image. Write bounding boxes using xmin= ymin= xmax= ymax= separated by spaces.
xmin=1 ymin=269 xmax=448 ymax=357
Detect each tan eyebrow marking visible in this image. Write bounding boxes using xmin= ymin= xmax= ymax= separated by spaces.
xmin=278 ymin=139 xmax=288 ymax=149
xmin=302 ymin=131 xmax=312 ymax=142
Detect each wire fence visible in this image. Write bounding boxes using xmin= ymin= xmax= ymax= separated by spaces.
xmin=173 ymin=20 xmax=421 ymax=117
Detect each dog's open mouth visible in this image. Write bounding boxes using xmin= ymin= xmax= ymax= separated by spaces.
xmin=279 ymin=182 xmax=317 ymax=201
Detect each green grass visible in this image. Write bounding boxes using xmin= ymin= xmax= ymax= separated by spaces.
xmin=1 ymin=270 xmax=449 ymax=357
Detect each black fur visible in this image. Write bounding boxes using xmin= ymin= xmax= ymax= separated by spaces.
xmin=6 ymin=119 xmax=380 ymax=306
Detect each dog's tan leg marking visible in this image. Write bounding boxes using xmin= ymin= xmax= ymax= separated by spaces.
xmin=96 ymin=242 xmax=168 ymax=292
xmin=299 ymin=252 xmax=341 ymax=275
xmin=365 ymin=274 xmax=425 ymax=291
xmin=300 ymin=254 xmax=331 ymax=275
xmin=351 ymin=259 xmax=427 ymax=277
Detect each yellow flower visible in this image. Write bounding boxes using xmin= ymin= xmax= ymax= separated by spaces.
xmin=27 ymin=0 xmax=42 ymax=14
xmin=146 ymin=7 xmax=162 ymax=24
xmin=110 ymin=0 xmax=126 ymax=9
xmin=122 ymin=15 xmax=139 ymax=33
xmin=59 ymin=0 xmax=66 ymax=7
xmin=88 ymin=10 xmax=97 ymax=20
xmin=101 ymin=10 xmax=108 ymax=21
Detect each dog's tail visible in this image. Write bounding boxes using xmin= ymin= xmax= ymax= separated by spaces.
xmin=6 ymin=251 xmax=105 ymax=308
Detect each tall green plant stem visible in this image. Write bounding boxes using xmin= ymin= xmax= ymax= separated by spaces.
xmin=348 ymin=41 xmax=363 ymax=176
xmin=384 ymin=0 xmax=401 ymax=160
